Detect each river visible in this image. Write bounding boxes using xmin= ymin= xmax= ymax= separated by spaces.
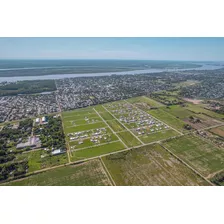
xmin=0 ymin=63 xmax=223 ymax=83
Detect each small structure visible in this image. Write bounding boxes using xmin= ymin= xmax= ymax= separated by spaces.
xmin=51 ymin=149 xmax=66 ymax=155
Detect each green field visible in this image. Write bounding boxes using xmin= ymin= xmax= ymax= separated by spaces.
xmin=98 ymin=111 xmax=114 ymax=121
xmin=70 ymin=141 xmax=126 ymax=161
xmin=162 ymin=105 xmax=195 ymax=119
xmin=162 ymin=134 xmax=224 ymax=177
xmin=16 ymin=150 xmax=68 ymax=173
xmin=117 ymin=131 xmax=142 ymax=147
xmin=102 ymin=144 xmax=209 ymax=186
xmin=3 ymin=159 xmax=112 ymax=186
xmin=126 ymin=96 xmax=164 ymax=107
xmin=148 ymin=108 xmax=186 ymax=132
xmin=64 ymin=122 xmax=106 ymax=134
xmin=69 ymin=132 xmax=118 ymax=149
xmin=186 ymin=104 xmax=224 ymax=121
xmin=63 ymin=113 xmax=98 ymax=122
xmin=139 ymin=129 xmax=179 ymax=143
xmin=106 ymin=119 xmax=125 ymax=132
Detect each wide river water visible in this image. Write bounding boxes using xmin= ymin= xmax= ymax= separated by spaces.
xmin=0 ymin=63 xmax=223 ymax=83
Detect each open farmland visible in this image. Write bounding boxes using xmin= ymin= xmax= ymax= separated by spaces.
xmin=126 ymin=96 xmax=164 ymax=108
xmin=209 ymin=126 xmax=224 ymax=138
xmin=186 ymin=103 xmax=224 ymax=121
xmin=3 ymin=159 xmax=112 ymax=186
xmin=102 ymin=144 xmax=210 ymax=186
xmin=162 ymin=134 xmax=224 ymax=177
xmin=117 ymin=131 xmax=142 ymax=147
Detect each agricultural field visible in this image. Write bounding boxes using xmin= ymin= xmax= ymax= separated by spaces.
xmin=148 ymin=108 xmax=187 ymax=132
xmin=117 ymin=131 xmax=142 ymax=147
xmin=138 ymin=129 xmax=179 ymax=144
xmin=126 ymin=96 xmax=164 ymax=108
xmin=186 ymin=103 xmax=224 ymax=121
xmin=162 ymin=105 xmax=222 ymax=130
xmin=209 ymin=126 xmax=224 ymax=138
xmin=3 ymin=159 xmax=112 ymax=186
xmin=162 ymin=134 xmax=224 ymax=177
xmin=102 ymin=144 xmax=209 ymax=186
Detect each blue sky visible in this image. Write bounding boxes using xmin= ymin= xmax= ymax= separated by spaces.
xmin=0 ymin=37 xmax=223 ymax=61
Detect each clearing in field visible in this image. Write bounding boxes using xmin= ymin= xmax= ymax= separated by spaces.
xmin=162 ymin=134 xmax=224 ymax=177
xmin=102 ymin=144 xmax=209 ymax=186
xmin=3 ymin=159 xmax=112 ymax=186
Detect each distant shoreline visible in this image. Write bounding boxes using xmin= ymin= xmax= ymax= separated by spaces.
xmin=0 ymin=62 xmax=223 ymax=83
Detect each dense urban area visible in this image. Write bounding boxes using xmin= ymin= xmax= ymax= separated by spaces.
xmin=0 ymin=67 xmax=224 ymax=186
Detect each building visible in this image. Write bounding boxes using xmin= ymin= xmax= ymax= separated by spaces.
xmin=51 ymin=149 xmax=66 ymax=155
xmin=35 ymin=118 xmax=40 ymax=123
xmin=16 ymin=136 xmax=41 ymax=149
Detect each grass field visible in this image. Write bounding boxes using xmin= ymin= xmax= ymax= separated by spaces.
xmin=70 ymin=141 xmax=126 ymax=161
xmin=126 ymin=96 xmax=164 ymax=107
xmin=162 ymin=134 xmax=224 ymax=177
xmin=209 ymin=126 xmax=224 ymax=138
xmin=162 ymin=105 xmax=221 ymax=129
xmin=148 ymin=108 xmax=186 ymax=132
xmin=3 ymin=159 xmax=112 ymax=186
xmin=139 ymin=129 xmax=179 ymax=143
xmin=16 ymin=150 xmax=68 ymax=173
xmin=117 ymin=131 xmax=142 ymax=147
xmin=102 ymin=144 xmax=209 ymax=186
xmin=106 ymin=119 xmax=125 ymax=132
xmin=99 ymin=111 xmax=114 ymax=120
xmin=186 ymin=104 xmax=224 ymax=121
xmin=64 ymin=122 xmax=106 ymax=134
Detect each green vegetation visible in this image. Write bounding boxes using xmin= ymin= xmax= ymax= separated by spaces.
xmin=117 ymin=131 xmax=142 ymax=147
xmin=106 ymin=119 xmax=125 ymax=132
xmin=209 ymin=126 xmax=224 ymax=138
xmin=3 ymin=159 xmax=112 ymax=186
xmin=0 ymin=119 xmax=33 ymax=180
xmin=70 ymin=141 xmax=125 ymax=161
xmin=15 ymin=150 xmax=68 ymax=172
xmin=102 ymin=144 xmax=209 ymax=186
xmin=34 ymin=116 xmax=66 ymax=150
xmin=210 ymin=170 xmax=224 ymax=186
xmin=0 ymin=80 xmax=56 ymax=96
xmin=148 ymin=109 xmax=186 ymax=132
xmin=99 ymin=112 xmax=114 ymax=120
xmin=64 ymin=122 xmax=106 ymax=134
xmin=127 ymin=96 xmax=164 ymax=107
xmin=139 ymin=129 xmax=179 ymax=143
xmin=162 ymin=134 xmax=224 ymax=176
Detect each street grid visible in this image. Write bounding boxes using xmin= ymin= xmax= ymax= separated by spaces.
xmin=1 ymin=96 xmax=224 ymax=186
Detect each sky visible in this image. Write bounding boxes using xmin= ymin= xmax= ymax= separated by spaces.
xmin=0 ymin=37 xmax=224 ymax=61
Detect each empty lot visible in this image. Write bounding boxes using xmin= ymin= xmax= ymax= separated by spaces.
xmin=102 ymin=144 xmax=209 ymax=186
xmin=162 ymin=134 xmax=224 ymax=177
xmin=3 ymin=159 xmax=112 ymax=186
